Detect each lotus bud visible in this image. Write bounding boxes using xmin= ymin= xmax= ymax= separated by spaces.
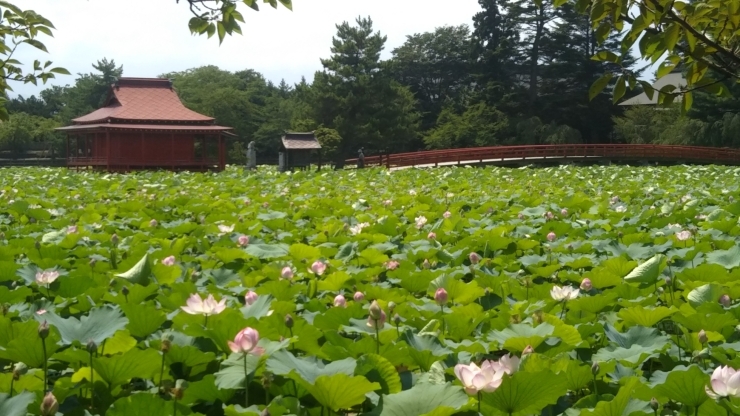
xmin=285 ymin=314 xmax=294 ymax=329
xmin=122 ymin=286 xmax=129 ymax=297
xmin=580 ymin=278 xmax=592 ymax=291
xmin=353 ymin=292 xmax=365 ymax=302
xmin=369 ymin=300 xmax=382 ymax=320
xmin=617 ymin=231 xmax=623 ymax=238
xmin=533 ymin=310 xmax=543 ymax=324
xmin=111 ymin=233 xmax=119 ymax=246
xmin=89 ymin=258 xmax=97 ymax=268
xmin=387 ymin=301 xmax=396 ymax=313
xmin=0 ymin=232 xmax=5 ymax=240
xmin=245 ymin=290 xmax=258 ymax=306
xmin=12 ymin=362 xmax=27 ymax=380
xmin=40 ymin=392 xmax=59 ymax=416
xmin=434 ymin=288 xmax=448 ymax=306
xmin=591 ymin=361 xmax=600 ymax=375
xmin=281 ymin=266 xmax=294 ymax=280
xmin=698 ymin=329 xmax=708 ymax=344
xmin=260 ymin=409 xmax=271 ymax=416
xmin=720 ymin=294 xmax=731 ymax=307
xmin=38 ymin=320 xmax=49 ymax=339
xmin=393 ymin=313 xmax=401 ymax=325
xmin=422 ymin=259 xmax=431 ymax=269
xmin=522 ymin=345 xmax=534 ymax=356
xmin=657 ymin=287 xmax=664 ymax=294
xmin=261 ymin=371 xmax=274 ymax=389
xmin=650 ymin=397 xmax=659 ymax=411
xmin=664 ymin=276 xmax=672 ymax=286
xmin=469 ymin=252 xmax=481 ymax=265
xmin=333 ymin=294 xmax=347 ymax=308
xmin=149 ymin=219 xmax=158 ymax=227
xmin=86 ymin=339 xmax=98 ymax=353
xmin=561 ymin=208 xmax=568 ymax=217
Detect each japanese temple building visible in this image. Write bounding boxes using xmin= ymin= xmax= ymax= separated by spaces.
xmin=57 ymin=77 xmax=234 ymax=171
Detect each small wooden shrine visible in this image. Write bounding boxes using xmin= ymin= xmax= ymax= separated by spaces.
xmin=279 ymin=132 xmax=322 ymax=171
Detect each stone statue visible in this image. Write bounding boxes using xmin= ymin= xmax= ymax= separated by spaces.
xmin=247 ymin=141 xmax=257 ymax=169
xmin=358 ymin=147 xmax=365 ymax=169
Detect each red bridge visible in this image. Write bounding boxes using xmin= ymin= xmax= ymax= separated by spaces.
xmin=345 ymin=144 xmax=740 ymax=168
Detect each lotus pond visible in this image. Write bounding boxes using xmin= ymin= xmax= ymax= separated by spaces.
xmin=2 ymin=164 xmax=740 ymax=415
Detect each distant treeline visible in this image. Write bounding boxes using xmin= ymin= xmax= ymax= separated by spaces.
xmin=7 ymin=1 xmax=740 ymax=165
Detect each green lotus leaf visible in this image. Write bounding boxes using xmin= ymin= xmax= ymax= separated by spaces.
xmin=650 ymin=365 xmax=709 ymax=408
xmin=373 ymin=382 xmax=468 ymax=416
xmin=580 ymin=378 xmax=642 ymax=416
xmin=624 ymin=254 xmax=665 ymax=284
xmin=244 ymin=243 xmax=290 ymax=259
xmin=618 ymin=306 xmax=677 ymax=327
xmin=356 ymin=353 xmax=402 ymax=395
xmin=115 ymin=253 xmax=152 ymax=285
xmin=489 ymin=323 xmax=555 ymax=351
xmin=483 ymin=370 xmax=568 ymax=415
xmin=35 ymin=304 xmax=129 ymax=346
xmin=300 ymin=373 xmax=379 ymax=412
xmin=120 ymin=303 xmax=166 ymax=339
xmin=687 ymin=283 xmax=722 ymax=308
xmin=706 ymin=245 xmax=740 ymax=269
xmin=94 ymin=348 xmax=161 ymax=388
xmin=266 ymin=349 xmax=356 ymax=384
xmin=108 ymin=392 xmax=177 ymax=416
xmin=0 ymin=392 xmax=35 ymax=416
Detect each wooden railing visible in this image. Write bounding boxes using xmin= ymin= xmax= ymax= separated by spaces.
xmin=345 ymin=144 xmax=740 ymax=168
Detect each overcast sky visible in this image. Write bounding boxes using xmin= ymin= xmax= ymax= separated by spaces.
xmin=12 ymin=0 xmax=482 ymax=98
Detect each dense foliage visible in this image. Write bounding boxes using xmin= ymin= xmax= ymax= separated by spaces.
xmin=2 ymin=165 xmax=740 ymax=415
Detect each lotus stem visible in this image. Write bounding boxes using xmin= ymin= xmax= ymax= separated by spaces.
xmin=89 ymin=349 xmax=95 ymax=410
xmin=173 ymin=397 xmax=177 ymax=416
xmin=46 ymin=285 xmax=51 ymax=300
xmin=243 ymin=353 xmax=249 ymax=408
xmin=560 ymin=300 xmax=568 ymax=320
xmin=477 ymin=391 xmax=482 ymax=414
xmin=592 ymin=374 xmax=598 ymax=399
xmin=440 ymin=305 xmax=445 ymax=336
xmin=204 ymin=314 xmax=208 ymax=328
xmin=375 ymin=324 xmax=380 ymax=354
xmin=41 ymin=337 xmax=47 ymax=391
xmin=9 ymin=376 xmax=13 ymax=398
xmin=159 ymin=350 xmax=167 ymax=390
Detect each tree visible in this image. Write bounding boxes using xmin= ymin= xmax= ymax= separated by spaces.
xmin=471 ymin=0 xmax=522 ymax=113
xmin=0 ymin=112 xmax=61 ymax=157
xmin=424 ymin=103 xmax=509 ymax=149
xmin=569 ymin=0 xmax=740 ymax=111
xmin=390 ymin=25 xmax=474 ymax=131
xmin=309 ymin=17 xmax=420 ymax=155
xmin=183 ymin=0 xmax=292 ymax=43
xmin=536 ymin=1 xmax=638 ymax=142
xmin=54 ymin=58 xmax=123 ymax=124
xmin=0 ymin=2 xmax=69 ymax=120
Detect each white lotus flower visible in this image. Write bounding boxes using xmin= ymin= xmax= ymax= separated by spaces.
xmin=550 ymin=285 xmax=579 ymax=301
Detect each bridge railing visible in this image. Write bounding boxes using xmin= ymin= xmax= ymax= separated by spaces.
xmin=345 ymin=144 xmax=740 ymax=168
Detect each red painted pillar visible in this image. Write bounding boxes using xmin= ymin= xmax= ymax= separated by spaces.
xmin=106 ymin=130 xmax=111 ymax=171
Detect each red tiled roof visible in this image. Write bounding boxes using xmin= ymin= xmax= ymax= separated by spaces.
xmin=56 ymin=124 xmax=233 ymax=132
xmin=72 ymin=78 xmax=215 ymax=124
xmin=282 ymin=132 xmax=322 ymax=150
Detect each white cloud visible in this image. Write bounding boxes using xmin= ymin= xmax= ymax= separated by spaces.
xmin=12 ymin=0 xmax=481 ymax=98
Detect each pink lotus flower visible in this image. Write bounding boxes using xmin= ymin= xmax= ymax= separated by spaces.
xmin=218 ymin=224 xmax=235 ymax=235
xmin=550 ymin=285 xmax=579 ymax=301
xmin=245 ymin=290 xmax=258 ymax=305
xmin=353 ymin=292 xmax=365 ymax=302
xmin=547 ymin=232 xmax=556 ymax=242
xmin=238 ymin=235 xmax=249 ymax=247
xmin=162 ymin=256 xmax=176 ymax=266
xmin=443 ymin=211 xmax=451 ymax=219
xmin=580 ymin=278 xmax=592 ymax=291
xmin=676 ymin=230 xmax=692 ymax=241
xmin=454 ymin=361 xmax=501 ymax=395
xmin=415 ymin=216 xmax=428 ymax=229
xmin=67 ymin=225 xmax=78 ymax=234
xmin=228 ymin=327 xmax=264 ymax=355
xmin=435 ymin=288 xmax=448 ymax=305
xmin=427 ymin=232 xmax=437 ymax=240
xmin=385 ymin=260 xmax=400 ymax=271
xmin=453 ymin=355 xmax=520 ymax=396
xmin=281 ymin=266 xmax=294 ymax=279
xmin=310 ymin=261 xmax=327 ymax=276
xmin=334 ymin=294 xmax=347 ymax=308
xmin=149 ymin=219 xmax=158 ymax=227
xmin=469 ymin=252 xmax=481 ymax=265
xmin=181 ymin=293 xmax=227 ymax=316
xmin=720 ymin=294 xmax=731 ymax=308
xmin=561 ymin=208 xmax=568 ymax=217
xmin=706 ymin=365 xmax=740 ymax=399
xmin=35 ymin=270 xmax=60 ymax=286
